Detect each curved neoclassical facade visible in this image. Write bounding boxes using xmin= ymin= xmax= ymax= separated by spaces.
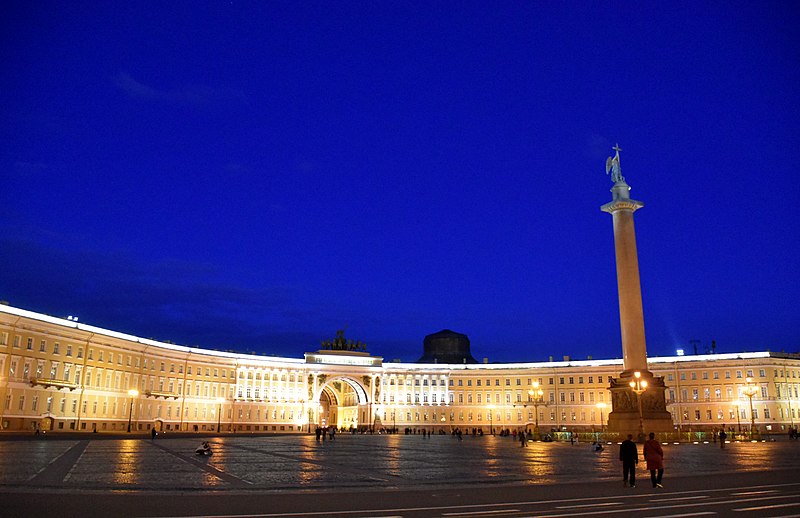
xmin=1 ymin=304 xmax=798 ymax=436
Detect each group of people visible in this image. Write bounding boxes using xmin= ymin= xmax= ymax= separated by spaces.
xmin=619 ymin=433 xmax=664 ymax=488
xmin=314 ymin=426 xmax=336 ymax=441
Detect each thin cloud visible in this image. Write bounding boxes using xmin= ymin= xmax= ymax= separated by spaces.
xmin=113 ymin=72 xmax=248 ymax=106
xmin=0 ymin=237 xmax=310 ymax=352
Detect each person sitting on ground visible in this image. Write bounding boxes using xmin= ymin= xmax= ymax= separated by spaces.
xmin=195 ymin=441 xmax=212 ymax=455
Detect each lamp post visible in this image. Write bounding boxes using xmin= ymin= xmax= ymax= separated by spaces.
xmin=743 ymin=377 xmax=759 ymax=440
xmin=126 ymin=389 xmax=139 ymax=433
xmin=488 ymin=406 xmax=494 ymax=435
xmin=529 ymin=382 xmax=546 ymax=438
xmin=733 ymin=401 xmax=742 ymax=438
xmin=629 ymin=371 xmax=648 ymax=441
xmin=596 ymin=402 xmax=607 ymax=439
xmin=216 ymin=398 xmax=224 ymax=433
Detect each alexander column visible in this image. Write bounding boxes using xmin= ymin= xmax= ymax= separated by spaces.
xmin=601 ymin=145 xmax=673 ymax=437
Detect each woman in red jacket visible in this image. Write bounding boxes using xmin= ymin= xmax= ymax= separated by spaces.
xmin=643 ymin=432 xmax=664 ymax=488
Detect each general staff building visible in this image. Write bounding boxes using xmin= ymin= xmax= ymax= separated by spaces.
xmin=1 ymin=304 xmax=798 ymax=437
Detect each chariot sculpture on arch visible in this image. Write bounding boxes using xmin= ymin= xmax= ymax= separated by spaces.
xmin=605 ymin=143 xmax=625 ymax=184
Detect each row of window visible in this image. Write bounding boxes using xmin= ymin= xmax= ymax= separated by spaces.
xmin=665 ymin=368 xmax=768 ymax=381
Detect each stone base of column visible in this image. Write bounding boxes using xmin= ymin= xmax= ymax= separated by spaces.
xmin=607 ymin=374 xmax=674 ymax=437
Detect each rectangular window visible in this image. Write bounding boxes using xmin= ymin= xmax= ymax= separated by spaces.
xmin=53 ymin=343 xmax=60 ymax=355
xmin=66 ymin=345 xmax=72 ymax=356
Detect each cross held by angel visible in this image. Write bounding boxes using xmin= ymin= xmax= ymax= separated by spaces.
xmin=606 ymin=144 xmax=625 ymax=184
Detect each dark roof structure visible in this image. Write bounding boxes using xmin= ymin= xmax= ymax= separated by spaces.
xmin=417 ymin=329 xmax=478 ymax=364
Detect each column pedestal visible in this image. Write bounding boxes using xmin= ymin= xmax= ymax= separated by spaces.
xmin=607 ymin=374 xmax=674 ymax=437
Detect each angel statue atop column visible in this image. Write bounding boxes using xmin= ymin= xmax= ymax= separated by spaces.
xmin=605 ymin=144 xmax=625 ymax=184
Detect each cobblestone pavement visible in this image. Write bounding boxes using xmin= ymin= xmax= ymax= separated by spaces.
xmin=0 ymin=434 xmax=794 ymax=493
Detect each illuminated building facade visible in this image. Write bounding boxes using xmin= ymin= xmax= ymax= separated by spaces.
xmin=0 ymin=303 xmax=798 ymax=436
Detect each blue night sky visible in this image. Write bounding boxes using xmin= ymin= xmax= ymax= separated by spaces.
xmin=1 ymin=2 xmax=798 ymax=363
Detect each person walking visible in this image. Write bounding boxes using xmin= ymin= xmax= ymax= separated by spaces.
xmin=719 ymin=429 xmax=727 ymax=448
xmin=619 ymin=434 xmax=638 ymax=487
xmin=643 ymin=432 xmax=664 ymax=488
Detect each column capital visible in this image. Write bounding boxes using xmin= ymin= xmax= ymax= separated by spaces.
xmin=601 ymin=198 xmax=644 ymax=214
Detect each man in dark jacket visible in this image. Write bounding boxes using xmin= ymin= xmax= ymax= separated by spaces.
xmin=619 ymin=434 xmax=639 ymax=487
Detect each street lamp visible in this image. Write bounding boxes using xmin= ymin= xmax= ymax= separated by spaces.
xmin=529 ymin=382 xmax=546 ymax=438
xmin=742 ymin=377 xmax=759 ymax=440
xmin=127 ymin=389 xmax=139 ymax=433
xmin=732 ymin=400 xmax=742 ymax=438
xmin=488 ymin=406 xmax=494 ymax=435
xmin=596 ymin=402 xmax=607 ymax=438
xmin=629 ymin=371 xmax=648 ymax=440
xmin=216 ymin=398 xmax=224 ymax=433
